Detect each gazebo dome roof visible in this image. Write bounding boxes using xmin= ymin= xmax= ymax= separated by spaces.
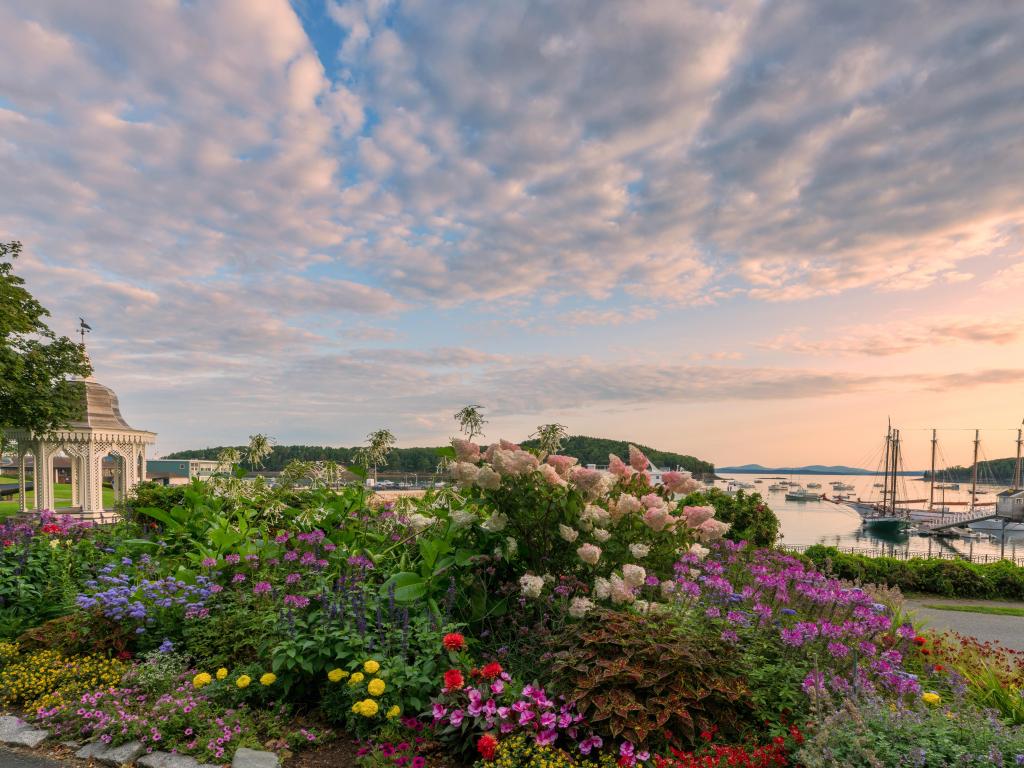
xmin=67 ymin=379 xmax=137 ymax=431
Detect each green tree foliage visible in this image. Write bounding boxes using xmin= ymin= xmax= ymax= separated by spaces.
xmin=520 ymin=434 xmax=715 ymax=476
xmin=678 ymin=488 xmax=780 ymax=547
xmin=167 ymin=435 xmax=716 ymax=477
xmin=923 ymin=456 xmax=1021 ymax=484
xmin=0 ymin=241 xmax=92 ymax=437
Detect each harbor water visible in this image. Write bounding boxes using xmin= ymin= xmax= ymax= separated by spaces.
xmin=716 ymin=473 xmax=1024 ymax=562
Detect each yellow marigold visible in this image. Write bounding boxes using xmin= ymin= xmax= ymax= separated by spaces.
xmin=216 ymin=668 xmax=229 ymax=680
xmin=922 ymin=691 xmax=941 ymax=705
xmin=356 ymin=698 xmax=379 ymax=717
xmin=386 ymin=705 xmax=401 ymax=719
xmin=236 ymin=675 xmax=252 ymax=689
xmin=367 ymin=678 xmax=386 ymax=696
xmin=349 ymin=671 xmax=365 ymax=685
xmin=327 ymin=668 xmax=348 ymax=683
xmin=260 ymin=672 xmax=277 ymax=686
xmin=363 ymin=659 xmax=381 ymax=674
xmin=193 ymin=672 xmax=213 ymax=689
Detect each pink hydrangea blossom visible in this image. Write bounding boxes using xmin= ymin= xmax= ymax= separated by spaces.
xmin=696 ymin=518 xmax=730 ymax=543
xmin=452 ymin=439 xmax=481 ymax=463
xmin=642 ymin=506 xmax=671 ymax=532
xmin=682 ymin=505 xmax=716 ymax=527
xmin=628 ymin=444 xmax=649 ymax=472
xmin=538 ymin=463 xmax=567 ymax=487
xmin=607 ymin=453 xmax=634 ymax=479
xmin=576 ymin=543 xmax=602 ymax=565
xmin=661 ymin=471 xmax=699 ymax=495
xmin=545 ymin=454 xmax=579 ymax=476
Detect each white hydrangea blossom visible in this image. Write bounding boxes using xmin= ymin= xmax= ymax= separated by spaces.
xmin=622 ymin=563 xmax=646 ymax=588
xmin=519 ymin=574 xmax=544 ymax=599
xmin=481 ymin=512 xmax=507 ymax=532
xmin=592 ymin=528 xmax=611 ymax=542
xmin=594 ymin=577 xmax=611 ymax=599
xmin=558 ymin=524 xmax=579 ymax=542
xmin=569 ymin=596 xmax=595 ymax=618
xmin=629 ymin=543 xmax=650 ymax=558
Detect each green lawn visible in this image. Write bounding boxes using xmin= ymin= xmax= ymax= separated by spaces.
xmin=0 ymin=482 xmax=116 ymax=517
xmin=923 ymin=603 xmax=1024 ymax=618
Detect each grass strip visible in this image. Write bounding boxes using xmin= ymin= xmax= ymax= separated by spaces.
xmin=922 ymin=603 xmax=1024 ymax=617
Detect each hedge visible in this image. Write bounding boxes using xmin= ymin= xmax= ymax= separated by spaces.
xmin=801 ymin=545 xmax=1024 ymax=600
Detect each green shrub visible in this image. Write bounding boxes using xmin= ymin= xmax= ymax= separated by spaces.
xmin=679 ymin=488 xmax=779 ymax=547
xmin=548 ymin=609 xmax=753 ymax=749
xmin=796 ymin=697 xmax=1024 ymax=766
xmin=802 ymin=545 xmax=1024 ymax=599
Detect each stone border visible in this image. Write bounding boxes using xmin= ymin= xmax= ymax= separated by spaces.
xmin=0 ymin=716 xmax=278 ymax=768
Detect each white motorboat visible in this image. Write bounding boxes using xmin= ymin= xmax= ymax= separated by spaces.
xmin=785 ymin=486 xmax=822 ymax=501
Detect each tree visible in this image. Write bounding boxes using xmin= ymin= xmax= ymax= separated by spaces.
xmin=354 ymin=428 xmax=396 ymax=482
xmin=0 ymin=241 xmax=92 ymax=439
xmin=453 ymin=404 xmax=487 ymax=441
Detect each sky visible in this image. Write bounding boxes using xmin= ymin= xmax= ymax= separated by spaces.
xmin=2 ymin=0 xmax=1023 ymax=468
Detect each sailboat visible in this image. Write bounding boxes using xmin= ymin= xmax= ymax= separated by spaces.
xmin=845 ymin=425 xmax=912 ymax=531
xmin=908 ymin=429 xmax=1023 ymax=531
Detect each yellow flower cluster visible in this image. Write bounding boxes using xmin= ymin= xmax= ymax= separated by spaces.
xmin=352 ymin=698 xmax=379 ymax=717
xmin=328 ymin=659 xmax=398 ymax=720
xmin=0 ymin=641 xmax=19 ymax=666
xmin=0 ymin=650 xmax=124 ymax=712
xmin=193 ymin=672 xmax=213 ymax=689
xmin=191 ymin=668 xmax=274 ymax=690
xmin=922 ymin=691 xmax=941 ymax=705
xmin=482 ymin=734 xmax=619 ymax=768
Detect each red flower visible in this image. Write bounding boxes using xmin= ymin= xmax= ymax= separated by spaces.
xmin=481 ymin=662 xmax=503 ymax=680
xmin=913 ymin=636 xmax=927 ymax=646
xmin=476 ymin=734 xmax=498 ymax=761
xmin=116 ymin=650 xmax=132 ymax=661
xmin=40 ymin=524 xmax=62 ymax=534
xmin=443 ymin=669 xmax=464 ymax=691
xmin=443 ymin=632 xmax=466 ymax=651
xmin=933 ymin=664 xmax=945 ymax=672
xmin=921 ymin=648 xmax=931 ymax=656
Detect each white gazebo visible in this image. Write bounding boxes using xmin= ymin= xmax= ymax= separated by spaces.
xmin=8 ymin=377 xmax=155 ymax=520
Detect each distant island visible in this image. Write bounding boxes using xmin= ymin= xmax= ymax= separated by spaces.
xmin=167 ymin=435 xmax=715 ymax=476
xmin=718 ymin=463 xmax=922 ymax=476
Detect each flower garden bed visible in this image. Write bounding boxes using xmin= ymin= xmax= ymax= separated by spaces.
xmin=3 ymin=441 xmax=1024 ymax=767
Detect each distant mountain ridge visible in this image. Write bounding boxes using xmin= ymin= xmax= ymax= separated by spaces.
xmin=718 ymin=463 xmax=922 ymax=476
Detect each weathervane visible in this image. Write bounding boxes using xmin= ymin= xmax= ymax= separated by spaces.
xmin=79 ymin=317 xmax=92 ymax=347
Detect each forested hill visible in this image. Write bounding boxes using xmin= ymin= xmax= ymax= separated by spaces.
xmin=922 ymin=457 xmax=1021 ymax=484
xmin=165 ymin=435 xmax=714 ymax=476
xmin=519 ymin=435 xmax=713 ymax=476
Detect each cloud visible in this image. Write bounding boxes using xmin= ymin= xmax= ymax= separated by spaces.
xmin=760 ymin=315 xmax=1024 ymax=356
xmin=557 ymin=307 xmax=658 ymax=327
xmin=4 ymin=0 xmax=1024 ymax=455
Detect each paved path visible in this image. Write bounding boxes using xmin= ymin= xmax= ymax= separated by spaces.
xmin=905 ymin=597 xmax=1024 ymax=650
xmin=0 ymin=747 xmax=73 ymax=767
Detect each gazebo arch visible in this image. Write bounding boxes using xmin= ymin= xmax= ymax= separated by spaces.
xmin=8 ymin=376 xmax=155 ymax=521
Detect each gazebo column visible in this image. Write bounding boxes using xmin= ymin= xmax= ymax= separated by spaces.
xmin=89 ymin=446 xmax=106 ymax=515
xmin=70 ymin=453 xmax=80 ymax=508
xmin=33 ymin=443 xmax=53 ymax=513
xmin=17 ymin=448 xmax=28 ymax=515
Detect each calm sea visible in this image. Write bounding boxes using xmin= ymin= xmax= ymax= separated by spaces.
xmin=715 ymin=473 xmax=1024 ymax=561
